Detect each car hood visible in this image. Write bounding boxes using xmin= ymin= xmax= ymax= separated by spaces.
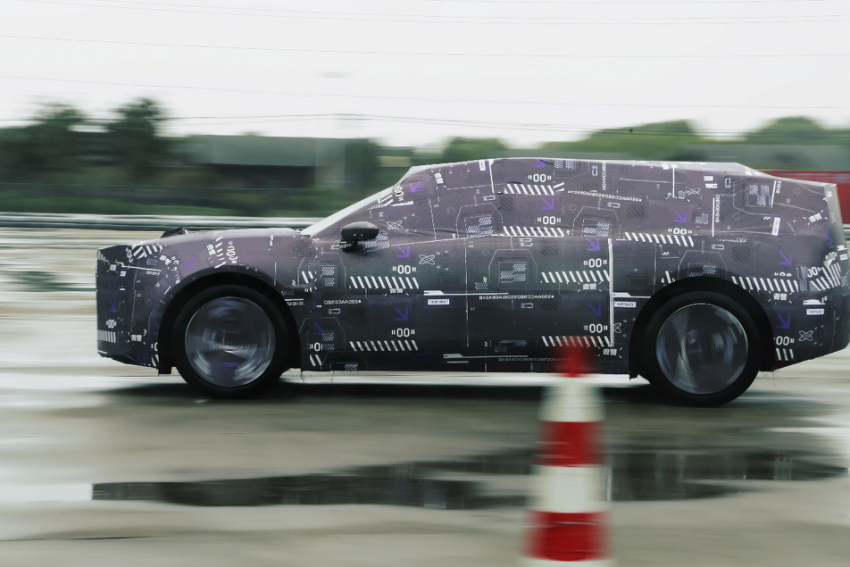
xmin=99 ymin=226 xmax=304 ymax=254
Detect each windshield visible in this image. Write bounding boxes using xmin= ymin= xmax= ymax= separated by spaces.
xmin=302 ymin=187 xmax=391 ymax=238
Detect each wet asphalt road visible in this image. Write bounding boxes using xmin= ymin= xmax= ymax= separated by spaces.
xmin=1 ymin=228 xmax=849 ymax=566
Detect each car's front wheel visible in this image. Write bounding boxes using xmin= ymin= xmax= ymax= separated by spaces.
xmin=172 ymin=285 xmax=290 ymax=398
xmin=640 ymin=291 xmax=762 ymax=406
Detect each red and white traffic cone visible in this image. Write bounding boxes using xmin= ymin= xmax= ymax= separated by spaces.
xmin=521 ymin=344 xmax=614 ymax=566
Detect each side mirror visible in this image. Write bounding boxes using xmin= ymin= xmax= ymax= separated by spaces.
xmin=340 ymin=221 xmax=379 ymax=250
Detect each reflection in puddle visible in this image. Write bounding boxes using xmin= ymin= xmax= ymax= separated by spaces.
xmin=609 ymin=450 xmax=846 ymax=501
xmin=91 ymin=448 xmax=847 ymax=509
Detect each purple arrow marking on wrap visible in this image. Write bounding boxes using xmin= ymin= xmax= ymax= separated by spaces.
xmin=823 ymin=232 xmax=833 ymax=246
xmin=409 ymin=180 xmax=423 ymax=193
xmin=311 ymin=322 xmax=323 ymax=335
xmin=779 ymin=252 xmax=793 ymax=266
xmin=532 ymin=159 xmax=546 ymax=168
xmin=394 ymin=308 xmax=409 ymax=322
xmin=396 ymin=245 xmax=411 ymax=258
xmin=541 ymin=197 xmax=555 ymax=210
xmin=182 ymin=255 xmax=197 ymax=269
xmin=673 ymin=211 xmax=688 ymax=223
xmin=108 ymin=300 xmax=118 ymax=313
xmin=776 ymin=315 xmax=791 ymax=329
xmin=589 ymin=303 xmax=603 ymax=317
xmin=585 ymin=238 xmax=601 ymax=252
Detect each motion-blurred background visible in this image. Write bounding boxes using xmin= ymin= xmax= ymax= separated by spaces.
xmin=3 ymin=4 xmax=850 ymax=566
xmin=2 ymin=0 xmax=850 ymax=220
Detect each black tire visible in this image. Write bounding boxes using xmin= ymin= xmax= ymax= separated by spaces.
xmin=171 ymin=284 xmax=291 ymax=398
xmin=640 ymin=291 xmax=762 ymax=407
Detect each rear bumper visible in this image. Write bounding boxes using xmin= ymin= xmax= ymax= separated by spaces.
xmin=830 ymin=289 xmax=850 ymax=353
xmin=771 ymin=283 xmax=850 ymax=369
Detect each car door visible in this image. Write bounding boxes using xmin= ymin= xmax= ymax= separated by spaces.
xmin=303 ymin=168 xmax=473 ymax=371
xmin=463 ymin=159 xmax=614 ymax=371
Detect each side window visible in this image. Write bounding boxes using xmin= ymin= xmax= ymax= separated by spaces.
xmin=429 ymin=160 xmax=504 ymax=239
xmin=304 ymin=177 xmax=436 ymax=245
xmin=491 ymin=158 xmax=626 ymax=238
xmin=303 ymin=190 xmax=386 ymax=239
xmin=492 ymin=158 xmax=557 ymax=237
xmin=371 ymin=170 xmax=437 ymax=244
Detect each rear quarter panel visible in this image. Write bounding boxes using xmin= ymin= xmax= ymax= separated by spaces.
xmin=604 ymin=162 xmax=850 ymax=370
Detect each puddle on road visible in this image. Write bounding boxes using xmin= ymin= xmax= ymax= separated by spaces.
xmin=608 ymin=449 xmax=846 ymax=501
xmin=90 ymin=447 xmax=847 ymax=509
xmin=94 ymin=471 xmax=525 ymax=510
xmin=92 ymin=450 xmax=533 ymax=510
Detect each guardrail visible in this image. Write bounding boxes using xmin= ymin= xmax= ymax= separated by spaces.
xmin=0 ymin=212 xmax=320 ymax=231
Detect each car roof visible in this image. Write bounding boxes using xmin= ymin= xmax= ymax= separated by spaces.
xmin=402 ymin=157 xmax=757 ymax=179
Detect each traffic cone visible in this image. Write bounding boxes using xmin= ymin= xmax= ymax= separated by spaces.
xmin=521 ymin=344 xmax=614 ymax=566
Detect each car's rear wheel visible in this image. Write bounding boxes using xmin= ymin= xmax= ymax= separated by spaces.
xmin=640 ymin=291 xmax=762 ymax=406
xmin=172 ymin=285 xmax=290 ymax=398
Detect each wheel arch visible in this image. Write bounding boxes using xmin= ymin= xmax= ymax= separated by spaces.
xmin=156 ymin=272 xmax=301 ymax=373
xmin=628 ymin=276 xmax=775 ymax=378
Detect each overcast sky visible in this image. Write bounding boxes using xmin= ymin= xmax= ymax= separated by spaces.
xmin=3 ymin=0 xmax=850 ymax=147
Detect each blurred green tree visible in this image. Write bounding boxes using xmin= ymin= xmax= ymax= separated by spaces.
xmin=106 ymin=98 xmax=169 ymax=181
xmin=542 ymin=120 xmax=704 ymax=160
xmin=0 ymin=102 xmax=88 ymax=180
xmin=441 ymin=137 xmax=509 ymax=163
xmin=744 ymin=116 xmax=830 ymax=145
xmin=344 ymin=138 xmax=380 ymax=196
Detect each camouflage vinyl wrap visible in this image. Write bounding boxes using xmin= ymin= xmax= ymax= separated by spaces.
xmin=96 ymin=158 xmax=850 ymax=374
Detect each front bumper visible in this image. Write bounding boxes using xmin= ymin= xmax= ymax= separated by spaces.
xmin=96 ymin=244 xmax=158 ymax=368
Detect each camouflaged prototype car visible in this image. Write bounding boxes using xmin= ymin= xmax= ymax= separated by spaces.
xmin=96 ymin=158 xmax=850 ymax=405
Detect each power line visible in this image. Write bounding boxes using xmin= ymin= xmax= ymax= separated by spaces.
xmin=16 ymin=0 xmax=850 ymax=25
xmin=156 ymin=113 xmax=850 ymax=142
xmin=3 ymin=110 xmax=849 ymax=140
xmin=87 ymin=0 xmax=850 ymax=9
xmin=2 ymin=74 xmax=849 ymax=112
xmin=7 ymin=110 xmax=848 ymax=139
xmin=4 ymin=33 xmax=850 ymax=60
xmin=0 ymin=112 xmax=843 ymax=136
xmin=421 ymin=0 xmax=842 ymax=3
xmin=69 ymin=0 xmax=850 ymax=13
xmin=420 ymin=0 xmax=843 ymax=6
xmin=0 ymin=113 xmax=333 ymax=123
